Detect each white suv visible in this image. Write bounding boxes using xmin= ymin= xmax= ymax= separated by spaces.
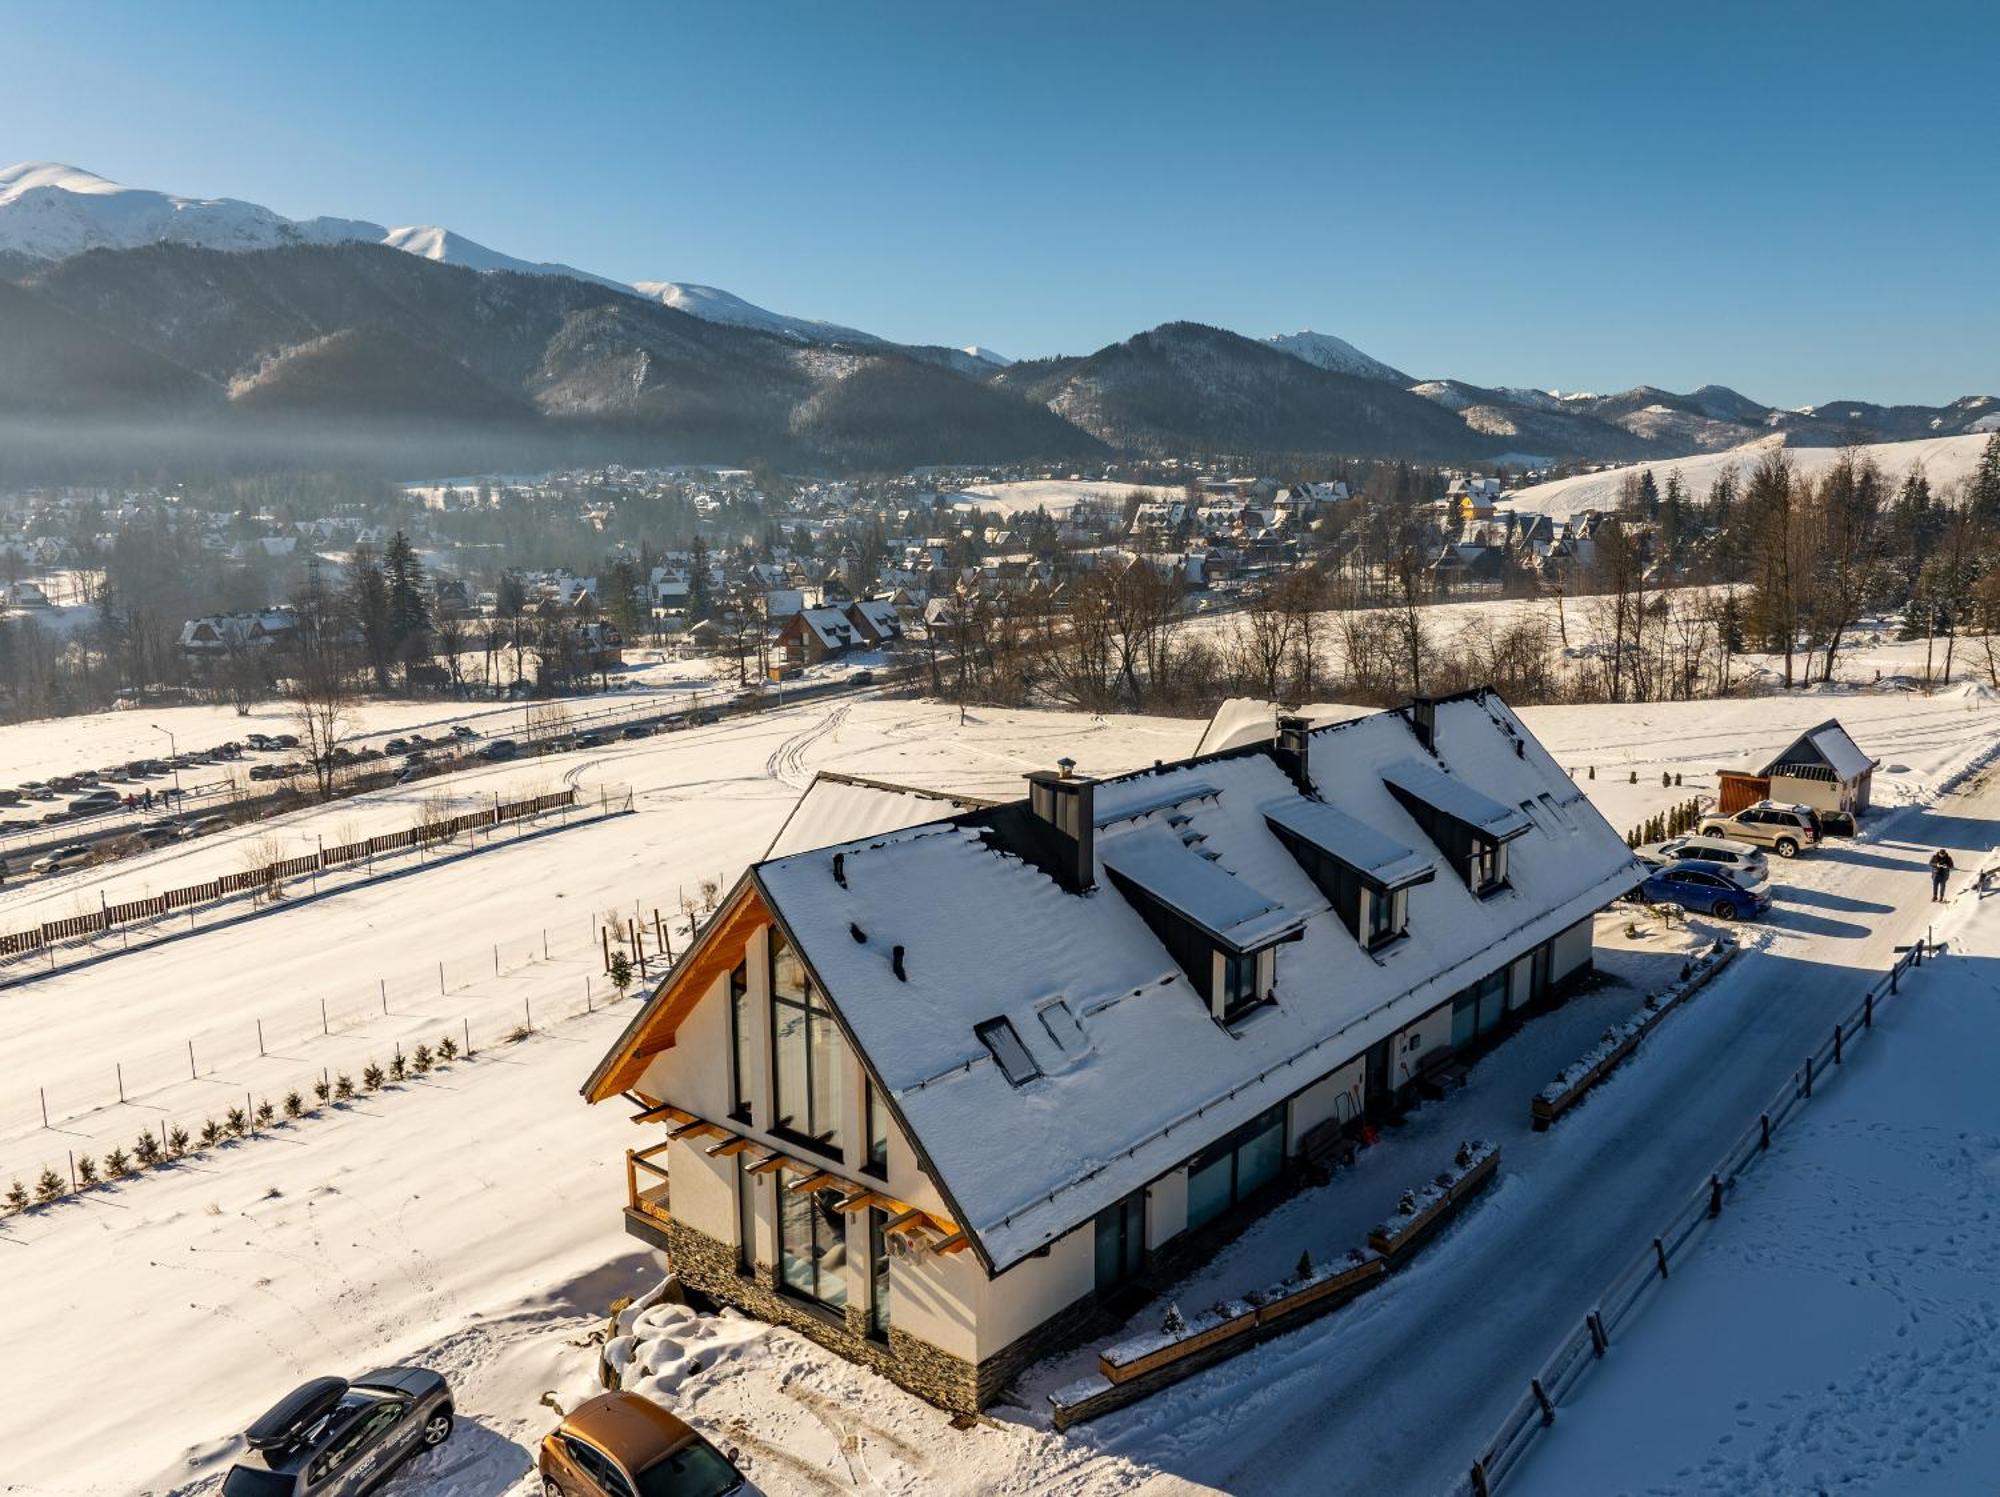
xmin=1645 ymin=834 xmax=1770 ymax=888
xmin=1699 ymin=801 xmax=1819 ymax=858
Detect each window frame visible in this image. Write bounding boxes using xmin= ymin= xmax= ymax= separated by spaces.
xmin=770 ymin=932 xmax=845 ymax=1160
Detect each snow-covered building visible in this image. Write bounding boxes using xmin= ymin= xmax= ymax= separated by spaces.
xmin=776 ymin=606 xmax=862 ymax=664
xmin=583 ymin=690 xmax=1641 ymax=1412
xmin=177 ymin=607 xmax=299 ymax=656
xmin=844 ymin=597 xmax=903 ymax=645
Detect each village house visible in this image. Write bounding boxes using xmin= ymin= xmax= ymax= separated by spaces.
xmin=583 ymin=690 xmax=1640 ymax=1413
xmin=177 ymin=607 xmax=299 ymax=657
xmin=777 ymin=605 xmax=863 ymax=664
xmin=1717 ymin=718 xmax=1877 ymax=820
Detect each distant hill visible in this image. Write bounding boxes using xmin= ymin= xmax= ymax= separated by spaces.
xmin=992 ymin=322 xmax=1497 ymax=460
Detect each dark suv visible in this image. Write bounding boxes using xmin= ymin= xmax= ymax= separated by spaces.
xmin=223 ymin=1368 xmax=453 ymax=1497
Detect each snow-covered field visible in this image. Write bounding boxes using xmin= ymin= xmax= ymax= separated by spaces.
xmin=5 ymin=686 xmax=1999 ymax=1497
xmin=1503 ymin=432 xmax=1995 ymax=518
xmin=1520 ymin=858 xmax=2000 ymax=1496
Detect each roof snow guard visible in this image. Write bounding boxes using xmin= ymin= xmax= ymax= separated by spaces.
xmin=1381 ymin=757 xmax=1532 ymax=842
xmin=1098 ymin=822 xmax=1304 ymax=952
xmin=1262 ymin=794 xmax=1435 ymax=891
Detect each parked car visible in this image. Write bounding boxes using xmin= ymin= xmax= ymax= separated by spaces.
xmin=573 ymin=732 xmax=608 ymax=749
xmin=222 ymin=1367 xmax=453 ymax=1497
xmin=848 ymin=670 xmax=875 ymax=686
xmin=1639 ymin=862 xmax=1771 ymax=921
xmin=449 ymin=724 xmax=477 ymax=739
xmin=538 ymin=1391 xmax=743 ymax=1497
xmin=0 ymin=818 xmax=35 ymax=834
xmin=19 ymin=782 xmax=54 ymax=800
xmin=1698 ymin=801 xmax=1820 ymax=858
xmin=272 ymin=734 xmax=300 ymax=749
xmin=689 ymin=710 xmax=719 ymax=726
xmin=0 ymin=788 xmax=20 ymax=806
xmin=68 ymin=789 xmax=125 ymax=816
xmin=40 ymin=808 xmax=74 ymax=825
xmin=244 ymin=733 xmax=277 ymax=751
xmin=182 ymin=814 xmax=232 ymax=838
xmin=131 ymin=824 xmax=181 ymax=850
xmin=384 ymin=738 xmax=412 ymax=755
xmin=31 ymin=843 xmax=96 ymax=876
xmin=248 ymin=764 xmax=287 ymax=782
xmin=621 ymin=724 xmax=652 ymax=740
xmin=1636 ymin=834 xmax=1770 ymax=889
xmin=478 ymin=738 xmax=520 ymax=761
xmin=49 ymin=774 xmax=83 ymax=794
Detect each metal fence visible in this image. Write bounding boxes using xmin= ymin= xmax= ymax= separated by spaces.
xmin=1465 ymin=934 xmax=1937 ymax=1495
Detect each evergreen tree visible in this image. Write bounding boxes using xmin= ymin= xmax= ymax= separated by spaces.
xmin=383 ymin=531 xmax=431 ymax=677
xmin=1971 ymin=433 xmax=2000 ymax=526
xmin=1637 ymin=469 xmax=1661 ymax=520
xmin=347 ymin=544 xmax=393 ymax=689
xmin=686 ymin=535 xmax=714 ymax=622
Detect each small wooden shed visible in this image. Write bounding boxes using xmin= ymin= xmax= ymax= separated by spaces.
xmin=1717 ymin=719 xmax=1877 ymax=817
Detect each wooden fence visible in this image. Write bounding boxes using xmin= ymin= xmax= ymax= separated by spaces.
xmin=0 ymin=790 xmax=576 ymax=959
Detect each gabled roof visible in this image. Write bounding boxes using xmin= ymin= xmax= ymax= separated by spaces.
xmin=1761 ymin=719 xmax=1876 ymax=783
xmin=705 ymin=692 xmax=1637 ymax=1273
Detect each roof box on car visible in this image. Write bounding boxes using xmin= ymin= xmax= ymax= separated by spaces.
xmin=244 ymin=1377 xmax=348 ymax=1450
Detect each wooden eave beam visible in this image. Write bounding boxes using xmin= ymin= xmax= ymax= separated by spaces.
xmin=669 ymin=1120 xmax=724 ymax=1142
xmin=631 ymin=1104 xmax=696 ymax=1127
xmin=789 ymin=1170 xmax=843 ymax=1195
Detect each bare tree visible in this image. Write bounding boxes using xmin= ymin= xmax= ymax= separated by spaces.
xmin=289 ymin=580 xmax=355 ymax=802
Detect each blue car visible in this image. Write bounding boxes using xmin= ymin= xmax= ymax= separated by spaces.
xmin=1639 ymin=861 xmax=1771 ymax=921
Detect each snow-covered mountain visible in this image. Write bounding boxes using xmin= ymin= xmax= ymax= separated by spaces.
xmin=0 ymin=162 xmax=927 ymax=354
xmin=0 ymin=161 xmax=380 ymax=259
xmin=380 ymin=224 xmax=629 ymax=292
xmin=1264 ymin=329 xmax=1410 ymax=384
xmin=627 ymin=281 xmax=883 ymax=345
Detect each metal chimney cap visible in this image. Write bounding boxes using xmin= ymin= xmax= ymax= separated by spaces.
xmin=1056 ymin=756 xmax=1077 ymax=779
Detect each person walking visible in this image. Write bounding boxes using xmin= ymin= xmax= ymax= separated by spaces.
xmin=1930 ymin=847 xmax=1955 ymax=903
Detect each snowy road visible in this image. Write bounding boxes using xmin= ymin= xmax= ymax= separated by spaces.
xmin=1072 ymin=766 xmax=2000 ymax=1497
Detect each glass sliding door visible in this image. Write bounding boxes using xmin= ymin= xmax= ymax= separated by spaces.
xmin=867 ymin=1207 xmax=891 ymax=1338
xmin=1093 ymin=1192 xmax=1145 ymax=1296
xmin=778 ymin=1181 xmax=848 ymax=1311
xmin=1184 ymin=1104 xmax=1286 ymax=1233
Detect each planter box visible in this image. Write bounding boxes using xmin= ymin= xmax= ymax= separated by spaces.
xmin=1531 ymin=939 xmax=1738 ymax=1129
xmin=1368 ymin=1142 xmax=1500 ymax=1258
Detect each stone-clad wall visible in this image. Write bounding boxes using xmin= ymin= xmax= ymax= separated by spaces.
xmin=664 ymin=1220 xmax=983 ymax=1410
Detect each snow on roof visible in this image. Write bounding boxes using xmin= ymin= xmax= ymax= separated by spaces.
xmin=1193 ymin=697 xmax=1374 ymax=756
xmin=1382 ymin=756 xmax=1533 ymax=841
xmin=1091 ymin=777 xmax=1220 ymax=828
xmin=763 ymin=773 xmax=981 ymax=860
xmin=794 ymin=607 xmax=859 ymax=649
xmin=750 ymin=692 xmax=1640 ymax=1272
xmin=1099 ymin=822 xmax=1303 ymax=951
xmin=1763 ymin=720 xmax=1876 ymax=783
xmin=1262 ymin=793 xmax=1434 ymax=889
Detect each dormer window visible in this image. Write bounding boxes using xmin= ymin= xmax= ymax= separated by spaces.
xmin=1099 ymin=823 xmax=1302 ymax=1023
xmin=1381 ymin=759 xmax=1529 ymax=900
xmin=1265 ymin=796 xmax=1432 ymax=951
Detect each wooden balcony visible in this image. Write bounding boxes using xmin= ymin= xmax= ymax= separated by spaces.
xmin=623 ymin=1141 xmax=672 ymax=1250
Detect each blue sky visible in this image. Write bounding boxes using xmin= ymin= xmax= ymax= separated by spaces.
xmin=4 ymin=1 xmax=1993 ymax=405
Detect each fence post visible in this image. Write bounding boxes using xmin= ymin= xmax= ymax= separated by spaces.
xmin=1653 ymin=1237 xmax=1669 ymax=1280
xmin=40 ymin=1086 xmax=49 ymax=1127
xmin=1707 ymin=1174 xmax=1723 ymax=1218
xmin=1803 ymin=1054 xmax=1814 ymax=1099
xmin=464 ymin=1017 xmax=472 ymax=1057
xmin=1891 ymin=961 xmax=1899 ymax=995
xmin=602 ymin=926 xmax=611 ymax=973
xmin=1864 ymin=991 xmax=1873 ymax=1028
xmin=1531 ymin=1378 xmax=1555 ymax=1427
xmin=189 ymin=1040 xmax=197 ymax=1080
xmin=1470 ymin=1462 xmax=1491 ymax=1497
xmin=524 ymin=996 xmax=532 ymax=1033
xmin=1760 ymin=1113 xmax=1770 ymax=1151
xmin=1587 ymin=1310 xmax=1608 ymax=1357
xmin=322 ymin=998 xmax=329 ymax=1035
xmin=438 ymin=961 xmax=445 ymax=997
xmin=1833 ymin=1023 xmax=1843 ymax=1065
xmin=494 ymin=944 xmax=499 ymax=977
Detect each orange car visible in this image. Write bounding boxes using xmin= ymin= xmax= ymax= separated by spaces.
xmin=539 ymin=1391 xmax=745 ymax=1497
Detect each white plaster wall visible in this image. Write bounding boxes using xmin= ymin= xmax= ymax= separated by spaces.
xmin=666 ymin=1133 xmax=737 ymax=1243
xmin=1146 ymin=1168 xmax=1188 ymax=1250
xmin=1391 ymin=1001 xmax=1454 ymax=1089
xmin=888 ymin=1239 xmax=980 ymax=1361
xmin=1551 ymin=915 xmax=1594 ymax=982
xmin=973 ymin=1226 xmax=1095 ymax=1357
xmin=1288 ymin=1055 xmax=1366 ymax=1147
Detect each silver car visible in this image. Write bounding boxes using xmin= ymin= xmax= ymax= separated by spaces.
xmin=223 ymin=1368 xmax=453 ymax=1497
